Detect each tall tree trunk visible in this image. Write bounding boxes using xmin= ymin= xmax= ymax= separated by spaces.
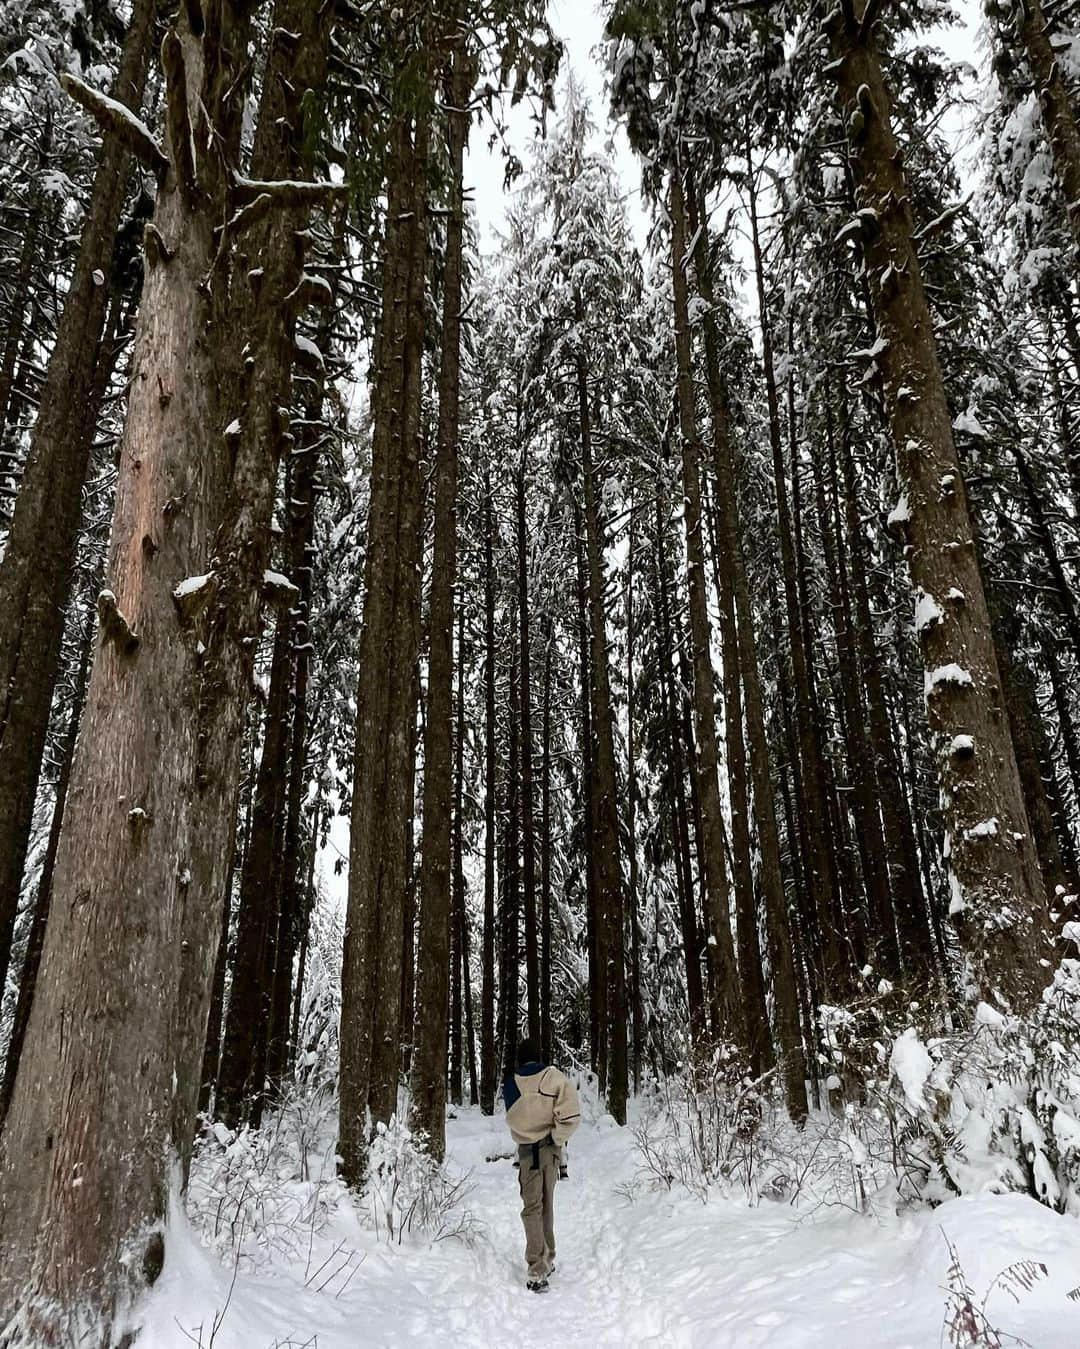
xmin=669 ymin=165 xmax=742 ymax=1047
xmin=820 ymin=407 xmax=898 ymax=976
xmin=175 ymin=0 xmax=335 ymax=1166
xmin=0 ymin=0 xmax=157 ymax=1004
xmin=480 ymin=473 xmax=498 ymax=1115
xmin=409 ymin=42 xmax=470 ymax=1160
xmin=0 ymin=584 xmax=93 ymax=1124
xmin=746 ymin=157 xmax=845 ymax=1001
xmin=517 ymin=455 xmax=540 ymax=1044
xmin=500 ymin=636 xmax=521 ymax=1082
xmin=0 ymin=0 xmax=309 ymax=1328
xmin=829 ymin=4 xmax=1051 ymax=1006
xmin=540 ymin=618 xmax=554 ymax=1063
xmin=202 ymin=717 xmax=257 ymax=1114
xmin=625 ymin=496 xmax=643 ymax=1091
xmin=573 ymin=505 xmax=604 ymax=1082
xmin=340 ymin=101 xmax=430 ymax=1183
xmin=291 ymin=800 xmax=324 ymax=1063
xmin=265 ymin=407 xmax=323 ymax=1093
xmin=702 ymin=472 xmax=772 ymax=1076
xmin=400 ymin=663 xmax=421 ymax=1080
xmin=687 ymin=196 xmax=806 ymax=1112
xmin=216 ymin=624 xmax=293 ymax=1126
xmin=452 ymin=602 xmax=471 ymax=1104
xmin=450 ymin=614 xmax=465 ymax=1110
xmin=654 ymin=488 xmax=707 ymax=1041
xmin=575 ymin=291 xmax=627 ymax=1124
xmin=835 ymin=386 xmax=935 ymax=983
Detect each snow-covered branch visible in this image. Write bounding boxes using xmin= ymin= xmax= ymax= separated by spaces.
xmin=60 ymin=74 xmax=169 ymax=180
xmin=232 ymin=174 xmax=347 ymax=209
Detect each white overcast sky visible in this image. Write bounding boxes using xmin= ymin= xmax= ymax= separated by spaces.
xmin=465 ymin=0 xmax=985 ymax=256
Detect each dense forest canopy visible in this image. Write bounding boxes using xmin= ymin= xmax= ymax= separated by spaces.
xmin=1 ymin=0 xmax=1080 ymax=1341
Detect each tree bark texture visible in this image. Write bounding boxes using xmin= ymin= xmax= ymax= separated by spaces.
xmin=410 ymin=41 xmax=472 ymax=1160
xmin=339 ymin=101 xmax=430 ymax=1184
xmin=480 ymin=472 xmax=498 ymax=1114
xmin=669 ymin=166 xmax=743 ymax=1047
xmin=0 ymin=5 xmax=258 ymax=1334
xmin=0 ymin=0 xmax=156 ymax=1007
xmin=575 ymin=290 xmax=628 ymax=1124
xmin=829 ymin=4 xmax=1052 ymax=1008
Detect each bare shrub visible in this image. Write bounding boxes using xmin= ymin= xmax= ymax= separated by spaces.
xmin=365 ymin=1116 xmax=480 ymax=1246
xmin=187 ymin=1077 xmax=343 ymax=1272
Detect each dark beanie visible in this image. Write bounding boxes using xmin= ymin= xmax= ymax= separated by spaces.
xmin=516 ymin=1036 xmax=542 ymax=1068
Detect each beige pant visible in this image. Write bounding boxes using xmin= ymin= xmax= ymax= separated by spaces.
xmin=517 ymin=1140 xmax=560 ymax=1279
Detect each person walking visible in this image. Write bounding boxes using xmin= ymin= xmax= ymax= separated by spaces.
xmin=502 ymin=1037 xmax=581 ymax=1292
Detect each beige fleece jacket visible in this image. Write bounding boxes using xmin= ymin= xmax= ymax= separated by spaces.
xmin=505 ymin=1065 xmax=581 ymax=1147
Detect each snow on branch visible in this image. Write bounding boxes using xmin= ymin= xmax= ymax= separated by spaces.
xmin=913 ymin=196 xmax=971 ymax=244
xmin=286 ymin=272 xmax=334 ymax=308
xmin=173 ymin=571 xmax=218 ymax=623
xmin=59 ymin=74 xmax=169 ymax=180
xmin=925 ymin=664 xmax=973 ymax=699
xmin=97 ymin=589 xmax=139 ymax=656
xmin=294 ymin=334 xmax=325 ymax=372
xmin=262 ymin=570 xmax=300 ymax=608
xmin=225 ymin=193 xmax=274 ymax=238
xmin=232 ymin=173 xmax=347 ymax=209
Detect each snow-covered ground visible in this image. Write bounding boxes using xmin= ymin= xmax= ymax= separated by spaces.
xmin=144 ymin=1097 xmax=1080 ymax=1348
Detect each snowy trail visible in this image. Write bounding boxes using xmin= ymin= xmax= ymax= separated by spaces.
xmin=145 ymin=1102 xmax=1080 ymax=1348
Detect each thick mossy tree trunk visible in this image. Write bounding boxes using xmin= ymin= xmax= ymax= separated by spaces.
xmin=575 ymin=290 xmax=628 ymax=1125
xmin=410 ymin=39 xmax=473 ymax=1160
xmin=828 ymin=2 xmax=1051 ymax=1007
xmin=669 ymin=165 xmax=743 ymax=1048
xmin=0 ymin=0 xmax=340 ymax=1321
xmin=0 ymin=4 xmax=259 ymax=1335
xmin=0 ymin=0 xmax=156 ymax=1002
